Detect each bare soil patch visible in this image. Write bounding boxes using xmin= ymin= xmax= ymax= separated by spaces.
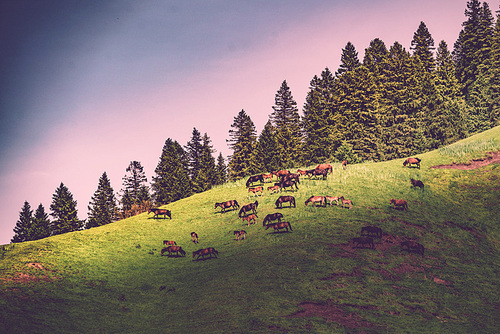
xmin=431 ymin=150 xmax=500 ymax=170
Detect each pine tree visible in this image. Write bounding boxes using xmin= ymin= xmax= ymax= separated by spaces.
xmin=363 ymin=38 xmax=389 ymax=76
xmin=185 ymin=128 xmax=204 ymax=192
xmin=12 ymin=201 xmax=33 ymax=243
xmin=152 ymin=138 xmax=192 ymax=204
xmin=227 ymin=109 xmax=258 ymax=180
xmin=32 ymin=204 xmax=51 ymax=240
xmin=120 ymin=161 xmax=150 ymax=215
xmin=50 ymin=183 xmax=82 ymax=235
xmin=335 ymin=42 xmax=361 ymax=77
xmin=192 ymin=133 xmax=217 ymax=192
xmin=410 ymin=21 xmax=435 ymax=72
xmin=214 ymin=153 xmax=227 ymax=185
xmin=270 ymin=80 xmax=301 ymax=167
xmin=86 ymin=172 xmax=118 ymax=229
xmin=435 ymin=40 xmax=462 ymax=100
xmin=255 ymin=120 xmax=281 ymax=172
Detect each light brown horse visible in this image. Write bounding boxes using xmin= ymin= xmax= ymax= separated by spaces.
xmin=161 ymin=246 xmax=186 ymax=257
xmin=272 ymin=170 xmax=290 ymax=178
xmin=262 ymin=173 xmax=273 ymax=182
xmin=248 ymin=186 xmax=263 ymax=196
xmin=390 ymin=199 xmax=408 ymax=210
xmin=342 ymin=160 xmax=347 ymax=170
xmin=403 ymin=157 xmax=421 ymax=169
xmin=233 ymin=230 xmax=246 ymax=240
xmin=265 ymin=221 xmax=293 ymax=232
xmin=192 ymin=247 xmax=218 ymax=260
xmin=267 ymin=185 xmax=280 ymax=194
xmin=163 ymin=240 xmax=177 ymax=246
xmin=325 ymin=196 xmax=340 ymax=206
xmin=296 ymin=169 xmax=307 ymax=175
xmin=305 ymin=196 xmax=326 ymax=207
xmin=315 ymin=163 xmax=333 ymax=174
xmin=242 ymin=214 xmax=257 ymax=226
xmin=339 ymin=196 xmax=352 ymax=209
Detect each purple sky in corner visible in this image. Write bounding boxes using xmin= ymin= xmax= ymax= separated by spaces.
xmin=1 ymin=0 xmax=495 ymax=244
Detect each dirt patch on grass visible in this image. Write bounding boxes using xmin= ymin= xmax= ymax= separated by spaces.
xmin=0 ymin=263 xmax=56 ymax=284
xmin=431 ymin=150 xmax=500 ymax=170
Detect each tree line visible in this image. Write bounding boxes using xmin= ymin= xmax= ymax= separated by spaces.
xmin=11 ymin=0 xmax=500 ymax=242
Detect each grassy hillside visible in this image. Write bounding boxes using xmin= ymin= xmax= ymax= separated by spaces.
xmin=1 ymin=126 xmax=499 ymax=333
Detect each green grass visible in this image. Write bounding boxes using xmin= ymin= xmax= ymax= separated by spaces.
xmin=1 ymin=126 xmax=500 ymax=333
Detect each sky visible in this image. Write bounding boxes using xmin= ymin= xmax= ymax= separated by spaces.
xmin=1 ymin=0 xmax=497 ymax=245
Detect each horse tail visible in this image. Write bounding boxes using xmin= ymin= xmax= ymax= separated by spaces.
xmin=288 ymin=222 xmax=293 ymax=231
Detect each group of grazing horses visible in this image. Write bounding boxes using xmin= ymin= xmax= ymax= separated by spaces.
xmin=161 ymin=233 xmax=219 ymax=260
xmin=304 ymin=195 xmax=352 ymax=209
xmin=351 ymin=225 xmax=424 ymax=256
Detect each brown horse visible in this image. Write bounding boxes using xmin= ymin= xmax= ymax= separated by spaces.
xmin=239 ymin=201 xmax=258 ymax=218
xmin=410 ymin=179 xmax=424 ymax=189
xmin=248 ymin=186 xmax=263 ymax=196
xmin=233 ymin=230 xmax=246 ymax=240
xmin=296 ymin=169 xmax=307 ymax=175
xmin=280 ymin=173 xmax=300 ymax=184
xmin=306 ymin=169 xmax=328 ymax=180
xmin=267 ymin=185 xmax=280 ymax=194
xmin=305 ymin=196 xmax=326 ymax=207
xmin=265 ymin=221 xmax=293 ymax=232
xmin=339 ymin=196 xmax=352 ymax=209
xmin=400 ymin=241 xmax=424 ymax=256
xmin=262 ymin=173 xmax=273 ymax=182
xmin=315 ymin=163 xmax=333 ymax=174
xmin=262 ymin=213 xmax=283 ymax=226
xmin=161 ymin=246 xmax=186 ymax=257
xmin=352 ymin=237 xmax=374 ymax=249
xmin=390 ymin=199 xmax=408 ymax=210
xmin=192 ymin=247 xmax=218 ymax=260
xmin=275 ymin=196 xmax=296 ymax=209
xmin=342 ymin=160 xmax=347 ymax=170
xmin=325 ymin=196 xmax=340 ymax=206
xmin=272 ymin=170 xmax=290 ymax=178
xmin=148 ymin=208 xmax=172 ymax=219
xmin=163 ymin=240 xmax=177 ymax=246
xmin=403 ymin=157 xmax=421 ymax=169
xmin=360 ymin=226 xmax=382 ymax=239
xmin=191 ymin=232 xmax=199 ymax=244
xmin=278 ymin=179 xmax=299 ymax=191
xmin=246 ymin=174 xmax=264 ymax=187
xmin=242 ymin=214 xmax=257 ymax=226
xmin=215 ymin=200 xmax=239 ymax=213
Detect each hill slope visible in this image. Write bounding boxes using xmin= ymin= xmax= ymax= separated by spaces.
xmin=1 ymin=126 xmax=500 ymax=333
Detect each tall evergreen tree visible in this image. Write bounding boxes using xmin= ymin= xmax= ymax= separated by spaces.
xmin=410 ymin=21 xmax=435 ymax=72
xmin=12 ymin=201 xmax=33 ymax=243
xmin=191 ymin=133 xmax=217 ymax=192
xmin=185 ymin=128 xmax=204 ymax=192
xmin=335 ymin=42 xmax=361 ymax=77
xmin=86 ymin=172 xmax=118 ymax=229
xmin=120 ymin=161 xmax=150 ymax=214
xmin=255 ymin=120 xmax=281 ymax=172
xmin=435 ymin=40 xmax=462 ymax=100
xmin=227 ymin=109 xmax=258 ymax=180
xmin=50 ymin=183 xmax=82 ymax=235
xmin=363 ymin=38 xmax=389 ymax=76
xmin=32 ymin=203 xmax=51 ymax=240
xmin=152 ymin=138 xmax=192 ymax=204
xmin=270 ymin=80 xmax=301 ymax=167
xmin=214 ymin=153 xmax=227 ymax=185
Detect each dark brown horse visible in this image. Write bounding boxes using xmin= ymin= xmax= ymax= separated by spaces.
xmin=246 ymin=174 xmax=264 ymax=187
xmin=191 ymin=232 xmax=199 ymax=244
xmin=352 ymin=237 xmax=374 ymax=249
xmin=163 ymin=240 xmax=177 ymax=246
xmin=215 ymin=200 xmax=239 ymax=213
xmin=262 ymin=212 xmax=284 ymax=226
xmin=410 ymin=179 xmax=424 ymax=189
xmin=161 ymin=246 xmax=186 ymax=257
xmin=305 ymin=196 xmax=326 ymax=207
xmin=279 ymin=179 xmax=299 ymax=191
xmin=148 ymin=208 xmax=172 ymax=219
xmin=403 ymin=157 xmax=421 ymax=169
xmin=192 ymin=247 xmax=218 ymax=260
xmin=265 ymin=221 xmax=293 ymax=232
xmin=306 ymin=168 xmax=328 ymax=180
xmin=360 ymin=226 xmax=382 ymax=239
xmin=390 ymin=199 xmax=408 ymax=210
xmin=238 ymin=201 xmax=258 ymax=218
xmin=400 ymin=241 xmax=424 ymax=256
xmin=275 ymin=196 xmax=296 ymax=209
xmin=315 ymin=163 xmax=333 ymax=174
xmin=280 ymin=173 xmax=300 ymax=184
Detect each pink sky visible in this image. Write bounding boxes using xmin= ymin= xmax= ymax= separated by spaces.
xmin=1 ymin=0 xmax=496 ymax=244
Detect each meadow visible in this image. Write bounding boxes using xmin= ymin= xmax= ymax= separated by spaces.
xmin=1 ymin=126 xmax=499 ymax=333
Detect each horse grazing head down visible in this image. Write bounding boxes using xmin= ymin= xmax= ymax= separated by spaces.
xmin=410 ymin=179 xmax=424 ymax=189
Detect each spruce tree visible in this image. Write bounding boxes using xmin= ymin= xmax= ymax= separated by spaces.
xmin=120 ymin=161 xmax=150 ymax=216
xmin=12 ymin=201 xmax=33 ymax=243
xmin=335 ymin=42 xmax=361 ymax=77
xmin=185 ymin=128 xmax=204 ymax=192
xmin=32 ymin=204 xmax=51 ymax=240
xmin=363 ymin=38 xmax=389 ymax=76
xmin=50 ymin=183 xmax=82 ymax=235
xmin=152 ymin=138 xmax=192 ymax=204
xmin=410 ymin=21 xmax=435 ymax=72
xmin=192 ymin=133 xmax=217 ymax=192
xmin=86 ymin=172 xmax=118 ymax=229
xmin=255 ymin=120 xmax=281 ymax=172
xmin=214 ymin=153 xmax=227 ymax=185
xmin=227 ymin=109 xmax=258 ymax=180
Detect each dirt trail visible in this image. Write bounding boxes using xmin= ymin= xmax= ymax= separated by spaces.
xmin=431 ymin=151 xmax=500 ymax=170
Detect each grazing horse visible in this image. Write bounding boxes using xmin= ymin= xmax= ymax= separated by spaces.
xmin=163 ymin=240 xmax=177 ymax=246
xmin=325 ymin=196 xmax=340 ymax=206
xmin=246 ymin=174 xmax=264 ymax=187
xmin=306 ymin=169 xmax=328 ymax=180
xmin=280 ymin=173 xmax=300 ymax=184
xmin=239 ymin=201 xmax=258 ymax=218
xmin=192 ymin=247 xmax=218 ymax=260
xmin=275 ymin=196 xmax=296 ymax=209
xmin=265 ymin=221 xmax=293 ymax=232
xmin=360 ymin=226 xmax=382 ymax=239
xmin=272 ymin=170 xmax=290 ymax=178
xmin=400 ymin=241 xmax=424 ymax=256
xmin=191 ymin=232 xmax=199 ymax=244
xmin=390 ymin=199 xmax=408 ymax=210
xmin=233 ymin=230 xmax=246 ymax=240
xmin=342 ymin=160 xmax=347 ymax=170
xmin=403 ymin=157 xmax=421 ymax=169
xmin=352 ymin=237 xmax=374 ymax=249
xmin=262 ymin=173 xmax=273 ymax=182
xmin=161 ymin=246 xmax=186 ymax=257
xmin=315 ymin=163 xmax=333 ymax=174
xmin=248 ymin=186 xmax=263 ymax=196
xmin=279 ymin=179 xmax=299 ymax=191
xmin=305 ymin=196 xmax=326 ymax=207
xmin=267 ymin=185 xmax=280 ymax=194
xmin=296 ymin=169 xmax=307 ymax=175
xmin=148 ymin=208 xmax=172 ymax=219
xmin=410 ymin=179 xmax=424 ymax=190
xmin=339 ymin=196 xmax=352 ymax=209
xmin=262 ymin=213 xmax=283 ymax=226
xmin=242 ymin=214 xmax=257 ymax=226
xmin=215 ymin=200 xmax=239 ymax=213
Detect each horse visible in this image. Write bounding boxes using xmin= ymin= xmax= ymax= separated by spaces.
xmin=315 ymin=163 xmax=333 ymax=174
xmin=280 ymin=173 xmax=300 ymax=184
xmin=305 ymin=196 xmax=326 ymax=207
xmin=238 ymin=201 xmax=258 ymax=218
xmin=267 ymin=185 xmax=280 ymax=194
xmin=262 ymin=213 xmax=283 ymax=226
xmin=248 ymin=186 xmax=263 ymax=196
xmin=296 ymin=169 xmax=307 ymax=175
xmin=275 ymin=196 xmax=296 ymax=209
xmin=342 ymin=160 xmax=347 ymax=170
xmin=163 ymin=240 xmax=177 ymax=246
xmin=265 ymin=221 xmax=292 ymax=233
xmin=191 ymin=232 xmax=199 ymax=244
xmin=246 ymin=174 xmax=264 ymax=187
xmin=161 ymin=245 xmax=186 ymax=257
xmin=242 ymin=214 xmax=257 ymax=226
xmin=325 ymin=196 xmax=340 ymax=206
xmin=410 ymin=179 xmax=424 ymax=190
xmin=279 ymin=179 xmax=299 ymax=191
xmin=352 ymin=237 xmax=374 ymax=249
xmin=262 ymin=173 xmax=273 ymax=182
xmin=192 ymin=247 xmax=218 ymax=260
xmin=400 ymin=241 xmax=424 ymax=256
xmin=306 ymin=169 xmax=328 ymax=180
xmin=233 ymin=230 xmax=246 ymax=240
xmin=339 ymin=196 xmax=352 ymax=209
xmin=214 ymin=200 xmax=239 ymax=213
xmin=403 ymin=157 xmax=421 ymax=169
xmin=390 ymin=199 xmax=408 ymax=210
xmin=272 ymin=170 xmax=290 ymax=178
xmin=148 ymin=208 xmax=172 ymax=219
xmin=360 ymin=226 xmax=382 ymax=239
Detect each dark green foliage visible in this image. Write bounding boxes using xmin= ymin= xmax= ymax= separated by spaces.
xmin=255 ymin=120 xmax=281 ymax=172
xmin=152 ymin=138 xmax=192 ymax=205
xmin=333 ymin=141 xmax=361 ymax=164
xmin=86 ymin=172 xmax=118 ymax=229
xmin=11 ymin=201 xmax=33 ymax=243
xmin=191 ymin=133 xmax=217 ymax=192
xmin=50 ymin=183 xmax=82 ymax=235
xmin=335 ymin=41 xmax=361 ymax=77
xmin=214 ymin=153 xmax=227 ymax=185
xmin=363 ymin=38 xmax=389 ymax=76
xmin=185 ymin=128 xmax=205 ymax=193
xmin=227 ymin=109 xmax=258 ymax=180
xmin=411 ymin=21 xmax=435 ymax=72
xmin=120 ymin=161 xmax=150 ymax=214
xmin=31 ymin=203 xmax=51 ymax=240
